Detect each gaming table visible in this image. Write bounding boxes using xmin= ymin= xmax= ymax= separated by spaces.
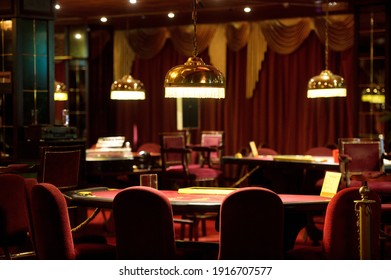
xmin=222 ymin=155 xmax=339 ymax=193
xmin=67 ymin=187 xmax=330 ymax=249
xmin=66 ymin=186 xmax=330 ymax=214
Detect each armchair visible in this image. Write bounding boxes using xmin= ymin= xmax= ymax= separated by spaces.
xmin=338 ymin=138 xmax=386 ymax=187
xmin=159 ymin=131 xmax=223 ymax=189
xmin=193 ymin=131 xmax=224 ymax=169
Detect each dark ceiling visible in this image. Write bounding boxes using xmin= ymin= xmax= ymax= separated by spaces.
xmin=54 ymin=0 xmax=353 ymax=29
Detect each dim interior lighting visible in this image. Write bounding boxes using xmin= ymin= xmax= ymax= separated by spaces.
xmin=307 ymin=0 xmax=346 ymax=98
xmin=164 ymin=0 xmax=225 ymax=99
xmin=110 ymin=75 xmax=146 ymax=100
xmin=54 ymin=81 xmax=68 ymax=101
xmin=244 ymin=7 xmax=252 ymax=13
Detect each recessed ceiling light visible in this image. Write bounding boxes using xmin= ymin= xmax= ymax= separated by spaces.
xmin=129 ymin=0 xmax=137 ymax=4
xmin=244 ymin=7 xmax=251 ymax=13
xmin=100 ymin=17 xmax=108 ymax=23
xmin=168 ymin=12 xmax=175 ymax=18
xmin=55 ymin=4 xmax=60 ymax=10
xmin=74 ymin=33 xmax=82 ymax=40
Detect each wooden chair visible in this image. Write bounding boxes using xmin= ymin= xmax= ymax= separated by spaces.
xmin=338 ymin=138 xmax=391 ymax=235
xmin=159 ymin=131 xmax=223 ymax=189
xmin=197 ymin=130 xmax=224 ymax=169
xmin=37 ymin=144 xmax=86 ymax=191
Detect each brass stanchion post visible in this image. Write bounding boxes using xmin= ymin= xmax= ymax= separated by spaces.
xmin=354 ymin=181 xmax=376 ymax=259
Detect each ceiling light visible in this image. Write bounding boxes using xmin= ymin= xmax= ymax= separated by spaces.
xmin=168 ymin=12 xmax=175 ymax=18
xmin=307 ymin=0 xmax=346 ymax=98
xmin=110 ymin=75 xmax=146 ymax=100
xmin=129 ymin=0 xmax=137 ymax=4
xmin=164 ymin=0 xmax=225 ymax=99
xmin=100 ymin=17 xmax=108 ymax=23
xmin=55 ymin=4 xmax=61 ymax=10
xmin=244 ymin=7 xmax=251 ymax=13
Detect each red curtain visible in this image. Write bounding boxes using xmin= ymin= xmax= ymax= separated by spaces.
xmin=102 ymin=31 xmax=354 ymax=157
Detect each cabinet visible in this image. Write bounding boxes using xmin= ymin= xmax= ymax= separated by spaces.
xmin=54 ymin=26 xmax=89 ymax=140
xmin=0 ymin=17 xmax=54 ymax=162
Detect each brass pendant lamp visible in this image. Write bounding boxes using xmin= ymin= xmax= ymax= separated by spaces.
xmin=361 ymin=12 xmax=385 ymax=105
xmin=110 ymin=74 xmax=146 ymax=100
xmin=164 ymin=0 xmax=225 ymax=99
xmin=54 ymin=80 xmax=68 ymax=101
xmin=307 ymin=1 xmax=346 ymax=98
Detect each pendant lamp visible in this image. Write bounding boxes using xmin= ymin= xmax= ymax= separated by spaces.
xmin=110 ymin=74 xmax=146 ymax=100
xmin=54 ymin=80 xmax=68 ymax=101
xmin=307 ymin=1 xmax=346 ymax=98
xmin=361 ymin=12 xmax=385 ymax=105
xmin=164 ymin=0 xmax=225 ymax=99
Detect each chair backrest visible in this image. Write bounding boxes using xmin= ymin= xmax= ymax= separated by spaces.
xmin=0 ymin=174 xmax=30 ymax=251
xmin=37 ymin=145 xmax=85 ymax=191
xmin=257 ymin=147 xmax=279 ymax=155
xmin=218 ymin=187 xmax=284 ymax=259
xmin=305 ymin=146 xmax=333 ymax=156
xmin=200 ymin=130 xmax=224 ymax=165
xmin=113 ymin=186 xmax=176 ymax=259
xmin=323 ymin=187 xmax=381 ymax=259
xmin=137 ymin=142 xmax=161 ymax=153
xmin=339 ymin=139 xmax=382 ymax=173
xmin=159 ymin=132 xmax=188 ymax=168
xmin=29 ymin=183 xmax=76 ymax=259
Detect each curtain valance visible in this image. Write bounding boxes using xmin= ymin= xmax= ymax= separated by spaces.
xmin=114 ymin=14 xmax=354 ymax=98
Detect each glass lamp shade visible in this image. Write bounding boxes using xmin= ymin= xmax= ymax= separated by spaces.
xmin=54 ymin=81 xmax=68 ymax=101
xmin=307 ymin=69 xmax=347 ymax=98
xmin=361 ymin=85 xmax=385 ymax=104
xmin=110 ymin=75 xmax=145 ymax=100
xmin=164 ymin=56 xmax=225 ymax=99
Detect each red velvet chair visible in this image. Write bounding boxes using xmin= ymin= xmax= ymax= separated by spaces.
xmin=218 ymin=187 xmax=284 ymax=259
xmin=287 ymin=187 xmax=382 ymax=259
xmin=113 ymin=186 xmax=176 ymax=259
xmin=159 ymin=131 xmax=223 ymax=189
xmin=0 ymin=174 xmax=34 ymax=259
xmin=338 ymin=138 xmax=387 ymax=187
xmin=197 ymin=130 xmax=224 ymax=169
xmin=302 ymin=146 xmax=335 ymax=244
xmin=28 ymin=182 xmax=116 ymax=259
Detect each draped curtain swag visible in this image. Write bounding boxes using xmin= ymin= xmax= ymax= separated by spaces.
xmin=114 ymin=14 xmax=354 ymax=98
